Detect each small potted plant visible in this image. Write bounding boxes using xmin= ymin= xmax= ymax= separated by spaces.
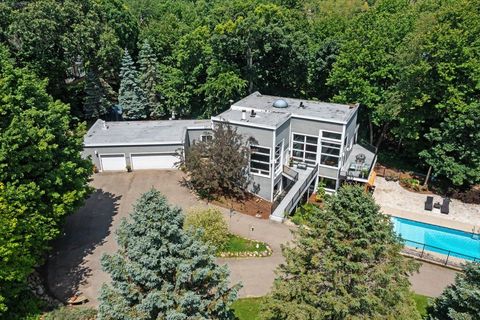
xmin=126 ymin=164 xmax=132 ymax=172
xmin=288 ymin=158 xmax=294 ymax=167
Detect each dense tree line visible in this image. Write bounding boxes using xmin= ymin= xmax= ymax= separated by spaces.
xmin=1 ymin=0 xmax=478 ymax=187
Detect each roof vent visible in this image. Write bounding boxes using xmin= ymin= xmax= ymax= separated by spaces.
xmin=250 ymin=110 xmax=256 ymax=117
xmin=273 ymin=99 xmax=288 ymax=108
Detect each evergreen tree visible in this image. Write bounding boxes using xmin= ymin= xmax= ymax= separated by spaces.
xmin=118 ymin=49 xmax=148 ymax=120
xmin=83 ymin=70 xmax=110 ymax=119
xmin=138 ymin=40 xmax=163 ymax=118
xmin=98 ymin=189 xmax=239 ymax=320
xmin=262 ymin=185 xmax=420 ymax=320
xmin=428 ymin=262 xmax=480 ymax=320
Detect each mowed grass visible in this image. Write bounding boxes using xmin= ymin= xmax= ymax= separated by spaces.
xmin=232 ymin=294 xmax=432 ymax=319
xmin=223 ymin=234 xmax=268 ymax=253
xmin=232 ymin=297 xmax=263 ymax=320
xmin=413 ymin=293 xmax=431 ymax=317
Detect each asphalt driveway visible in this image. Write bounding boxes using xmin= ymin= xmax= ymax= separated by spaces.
xmin=46 ymin=170 xmax=458 ymax=307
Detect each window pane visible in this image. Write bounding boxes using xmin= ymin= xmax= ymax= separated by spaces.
xmin=292 ymin=142 xmax=304 ymax=150
xmin=293 ymin=134 xmax=304 ymax=142
xmin=305 ymin=152 xmax=316 ymax=160
xmin=305 ymin=144 xmax=317 ymax=153
xmin=292 ymin=150 xmax=304 ymax=158
xmin=320 ymin=155 xmax=339 ymax=167
xmin=321 ymin=146 xmax=340 ymax=156
xmin=252 ymin=146 xmax=269 ymax=155
xmin=251 ymin=153 xmax=269 ymax=163
xmin=251 ymin=161 xmax=269 ymax=171
xmin=322 ymin=131 xmax=342 ymax=140
xmin=306 ymin=136 xmax=318 ymax=144
xmin=322 ymin=141 xmax=341 ymax=148
xmin=319 ymin=177 xmax=337 ymax=190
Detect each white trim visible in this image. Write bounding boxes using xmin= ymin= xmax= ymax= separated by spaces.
xmin=211 ymin=117 xmax=276 ymax=130
xmin=85 ymin=141 xmax=183 ymax=147
xmin=291 ymin=132 xmax=319 ymax=165
xmin=99 ymin=153 xmax=126 ymax=172
xmin=291 ymin=114 xmax=347 ymax=125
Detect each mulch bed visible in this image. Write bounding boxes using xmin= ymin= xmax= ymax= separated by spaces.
xmin=212 ymin=194 xmax=272 ymax=219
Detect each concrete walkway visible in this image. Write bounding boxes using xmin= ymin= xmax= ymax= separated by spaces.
xmin=46 ymin=171 xmax=457 ymax=307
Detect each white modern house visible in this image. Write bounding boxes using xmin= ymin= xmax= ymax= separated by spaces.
xmin=83 ymin=92 xmax=377 ymax=221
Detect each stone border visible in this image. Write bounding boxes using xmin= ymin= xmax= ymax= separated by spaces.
xmin=218 ymin=243 xmax=273 ymax=258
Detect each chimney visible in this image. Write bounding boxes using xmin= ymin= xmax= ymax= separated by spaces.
xmin=241 ymin=109 xmax=246 ymax=120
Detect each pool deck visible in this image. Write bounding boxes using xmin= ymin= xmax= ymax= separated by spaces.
xmin=374 ymin=177 xmax=480 ymax=234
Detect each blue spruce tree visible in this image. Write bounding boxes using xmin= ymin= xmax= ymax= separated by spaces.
xmin=138 ymin=40 xmax=163 ymax=118
xmin=118 ymin=49 xmax=148 ymax=120
xmin=98 ymin=189 xmax=239 ymax=320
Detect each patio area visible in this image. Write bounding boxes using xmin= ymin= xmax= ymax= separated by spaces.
xmin=374 ymin=177 xmax=480 ymax=232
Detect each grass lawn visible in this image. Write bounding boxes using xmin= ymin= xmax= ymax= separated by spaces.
xmin=232 ymin=294 xmax=432 ymax=319
xmin=222 ymin=234 xmax=268 ymax=253
xmin=413 ymin=293 xmax=430 ymax=317
xmin=232 ymin=297 xmax=263 ymax=320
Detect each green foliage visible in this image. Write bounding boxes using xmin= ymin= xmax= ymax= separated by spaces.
xmin=427 ymin=262 xmax=480 ymax=320
xmin=43 ymin=306 xmax=97 ymax=320
xmin=262 ymin=185 xmax=421 ymax=319
xmin=419 ymin=106 xmax=480 ymax=187
xmin=184 ymin=207 xmax=230 ymax=250
xmin=98 ymin=189 xmax=239 ymax=320
xmin=180 ymin=123 xmax=251 ymax=200
xmin=138 ymin=40 xmax=162 ymax=118
xmin=413 ymin=294 xmax=430 ymax=318
xmin=232 ymin=297 xmax=263 ymax=320
xmin=222 ymin=234 xmax=268 ymax=254
xmin=0 ymin=45 xmax=91 ymax=316
xmin=83 ymin=70 xmax=110 ymax=119
xmin=118 ymin=49 xmax=148 ymax=120
xmin=290 ymin=203 xmax=318 ymax=226
xmin=315 ymin=179 xmax=326 ymax=202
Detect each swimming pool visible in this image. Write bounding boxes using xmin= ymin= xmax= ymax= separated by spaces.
xmin=391 ymin=217 xmax=480 ymax=261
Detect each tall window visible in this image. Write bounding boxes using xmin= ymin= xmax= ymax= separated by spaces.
xmin=320 ymin=131 xmax=341 ymax=168
xmin=250 ymin=146 xmax=270 ymax=176
xmin=274 ymin=141 xmax=282 ymax=175
xmin=292 ymin=134 xmax=318 ymax=164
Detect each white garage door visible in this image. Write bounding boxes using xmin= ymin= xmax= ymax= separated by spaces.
xmin=131 ymin=153 xmax=178 ymax=170
xmin=100 ymin=154 xmax=126 ymax=171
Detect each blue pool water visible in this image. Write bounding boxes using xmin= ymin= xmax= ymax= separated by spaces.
xmin=391 ymin=217 xmax=480 ymax=261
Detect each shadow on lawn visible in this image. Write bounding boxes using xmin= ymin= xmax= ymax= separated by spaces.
xmin=46 ymin=189 xmax=121 ymax=302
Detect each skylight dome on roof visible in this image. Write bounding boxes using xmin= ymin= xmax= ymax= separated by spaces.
xmin=272 ymin=99 xmax=288 ymax=108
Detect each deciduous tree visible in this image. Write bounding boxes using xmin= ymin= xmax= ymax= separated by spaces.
xmin=179 ymin=123 xmax=251 ymax=200
xmin=98 ymin=189 xmax=239 ymax=320
xmin=0 ymin=45 xmax=91 ymax=315
xmin=262 ymin=185 xmax=420 ymax=320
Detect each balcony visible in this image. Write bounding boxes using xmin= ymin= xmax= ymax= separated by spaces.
xmin=340 ymin=142 xmax=377 ymax=183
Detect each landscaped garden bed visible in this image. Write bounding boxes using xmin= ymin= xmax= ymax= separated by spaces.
xmin=218 ymin=234 xmax=272 ymax=258
xmin=213 ymin=195 xmax=272 ymax=219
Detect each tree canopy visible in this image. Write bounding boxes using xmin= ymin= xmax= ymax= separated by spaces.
xmin=98 ymin=189 xmax=239 ymax=320
xmin=262 ymin=185 xmax=420 ymax=319
xmin=0 ymin=44 xmax=91 ymax=316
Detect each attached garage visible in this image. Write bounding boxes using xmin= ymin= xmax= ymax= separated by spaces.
xmin=131 ymin=153 xmax=178 ymax=170
xmin=100 ymin=154 xmax=126 ymax=171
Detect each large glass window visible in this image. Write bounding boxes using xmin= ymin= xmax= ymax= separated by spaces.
xmin=322 ymin=131 xmax=342 ymax=140
xmin=250 ymin=146 xmax=270 ymax=176
xmin=292 ymin=134 xmax=318 ymax=164
xmin=320 ymin=139 xmax=341 ymax=167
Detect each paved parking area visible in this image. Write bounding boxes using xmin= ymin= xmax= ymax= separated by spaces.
xmin=46 ymin=171 xmax=458 ymax=307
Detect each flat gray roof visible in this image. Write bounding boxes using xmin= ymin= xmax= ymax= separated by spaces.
xmin=84 ymin=119 xmax=211 ymax=147
xmin=212 ymin=108 xmax=291 ymax=129
xmin=231 ymin=91 xmax=357 ymax=124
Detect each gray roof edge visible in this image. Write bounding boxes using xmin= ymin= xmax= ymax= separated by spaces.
xmin=84 ymin=141 xmax=184 ymax=147
xmin=211 ymin=116 xmax=276 ymax=130
xmin=291 ymin=114 xmax=348 ymax=125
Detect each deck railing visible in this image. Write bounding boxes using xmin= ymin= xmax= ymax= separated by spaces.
xmin=282 ymin=164 xmax=318 ymax=216
xmin=400 ymin=238 xmax=479 ymax=268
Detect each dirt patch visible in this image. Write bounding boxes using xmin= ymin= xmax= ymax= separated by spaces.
xmin=212 ymin=195 xmax=272 ymax=219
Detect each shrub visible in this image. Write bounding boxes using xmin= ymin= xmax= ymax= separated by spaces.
xmin=184 ymin=207 xmax=229 ymax=250
xmin=43 ymin=306 xmax=97 ymax=320
xmin=315 ymin=180 xmax=326 ymax=202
